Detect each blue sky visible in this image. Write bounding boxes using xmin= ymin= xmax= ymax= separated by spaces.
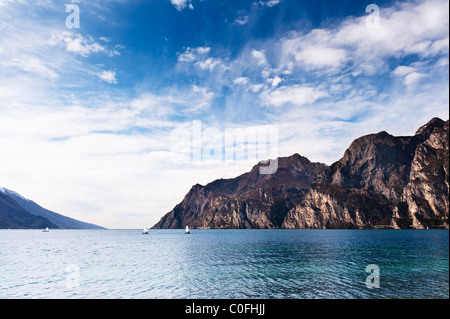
xmin=0 ymin=0 xmax=448 ymax=228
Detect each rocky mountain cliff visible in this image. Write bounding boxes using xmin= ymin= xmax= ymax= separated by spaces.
xmin=401 ymin=119 xmax=449 ymax=228
xmin=283 ymin=118 xmax=449 ymax=229
xmin=154 ymin=118 xmax=449 ymax=229
xmin=153 ymin=154 xmax=327 ymax=229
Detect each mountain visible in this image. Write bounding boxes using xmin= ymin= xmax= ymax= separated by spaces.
xmin=0 ymin=187 xmax=104 ymax=229
xmin=154 ymin=117 xmax=449 ymax=229
xmin=153 ymin=154 xmax=327 ymax=229
xmin=283 ymin=117 xmax=449 ymax=229
xmin=0 ymin=191 xmax=58 ymax=229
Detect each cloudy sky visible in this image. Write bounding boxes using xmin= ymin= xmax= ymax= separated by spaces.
xmin=0 ymin=0 xmax=448 ymax=228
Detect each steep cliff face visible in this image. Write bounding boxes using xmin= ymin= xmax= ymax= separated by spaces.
xmin=153 ymin=154 xmax=327 ymax=229
xmin=401 ymin=119 xmax=449 ymax=228
xmin=283 ymin=118 xmax=449 ymax=229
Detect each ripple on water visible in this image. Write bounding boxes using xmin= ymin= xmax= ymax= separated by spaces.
xmin=0 ymin=229 xmax=448 ymax=298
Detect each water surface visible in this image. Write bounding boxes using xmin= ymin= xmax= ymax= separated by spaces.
xmin=0 ymin=229 xmax=448 ymax=298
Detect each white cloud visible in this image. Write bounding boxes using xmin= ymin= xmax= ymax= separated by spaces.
xmin=170 ymin=0 xmax=193 ymax=11
xmin=392 ymin=65 xmax=427 ymax=86
xmin=178 ymin=50 xmax=196 ymax=63
xmin=278 ymin=0 xmax=449 ymax=75
xmin=233 ymin=77 xmax=250 ymax=85
xmin=250 ymin=83 xmax=265 ymax=93
xmin=253 ymin=0 xmax=282 ymax=8
xmin=296 ymin=45 xmax=347 ymax=69
xmin=190 ymin=85 xmax=216 ymax=111
xmin=281 ymin=30 xmax=348 ymax=73
xmin=233 ymin=15 xmax=249 ymax=25
xmin=392 ymin=66 xmax=416 ymax=77
xmin=178 ymin=46 xmax=226 ymax=72
xmin=97 ymin=70 xmax=118 ymax=84
xmin=262 ymin=85 xmax=328 ymax=107
xmin=251 ymin=49 xmax=268 ymax=66
xmin=266 ymin=0 xmax=282 ymax=7
xmin=196 ymin=47 xmax=211 ymax=54
xmin=267 ymin=76 xmax=282 ymax=87
xmin=178 ymin=47 xmax=210 ymax=62
xmin=195 ymin=57 xmax=222 ymax=71
xmin=403 ymin=72 xmax=426 ymax=86
xmin=50 ymin=32 xmax=121 ymax=58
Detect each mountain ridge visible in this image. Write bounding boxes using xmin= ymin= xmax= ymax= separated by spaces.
xmin=154 ymin=117 xmax=449 ymax=229
xmin=0 ymin=187 xmax=104 ymax=229
xmin=153 ymin=154 xmax=327 ymax=229
xmin=0 ymin=191 xmax=58 ymax=229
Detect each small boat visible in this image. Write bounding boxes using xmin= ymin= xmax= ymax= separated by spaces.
xmin=185 ymin=225 xmax=190 ymax=234
xmin=43 ymin=227 xmax=49 ymax=232
xmin=142 ymin=227 xmax=149 ymax=234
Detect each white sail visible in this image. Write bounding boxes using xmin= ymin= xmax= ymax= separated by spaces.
xmin=185 ymin=225 xmax=190 ymax=234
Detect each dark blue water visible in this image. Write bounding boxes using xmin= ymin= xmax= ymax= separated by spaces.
xmin=0 ymin=229 xmax=448 ymax=298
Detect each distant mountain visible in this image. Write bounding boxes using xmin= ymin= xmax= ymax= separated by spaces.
xmin=0 ymin=188 xmax=104 ymax=229
xmin=154 ymin=118 xmax=449 ymax=229
xmin=0 ymin=191 xmax=58 ymax=229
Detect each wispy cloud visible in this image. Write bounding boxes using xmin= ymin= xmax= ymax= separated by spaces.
xmin=261 ymin=84 xmax=328 ymax=107
xmin=177 ymin=46 xmax=228 ymax=72
xmin=178 ymin=46 xmax=210 ymax=62
xmin=233 ymin=77 xmax=250 ymax=85
xmin=50 ymin=32 xmax=121 ymax=58
xmin=130 ymin=86 xmax=215 ymax=115
xmin=253 ymin=0 xmax=282 ymax=8
xmin=170 ymin=0 xmax=194 ymax=11
xmin=5 ymin=55 xmax=59 ymax=80
xmin=233 ymin=15 xmax=249 ymax=25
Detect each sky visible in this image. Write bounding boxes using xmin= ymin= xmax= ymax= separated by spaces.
xmin=0 ymin=0 xmax=448 ymax=229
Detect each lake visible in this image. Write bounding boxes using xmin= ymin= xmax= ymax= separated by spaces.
xmin=0 ymin=229 xmax=448 ymax=299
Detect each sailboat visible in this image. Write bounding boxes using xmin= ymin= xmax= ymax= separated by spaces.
xmin=185 ymin=225 xmax=190 ymax=234
xmin=142 ymin=227 xmax=149 ymax=234
xmin=43 ymin=227 xmax=49 ymax=232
